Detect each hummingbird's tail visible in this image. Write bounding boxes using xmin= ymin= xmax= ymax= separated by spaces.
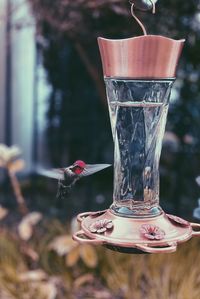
xmin=56 ymin=181 xmax=70 ymax=200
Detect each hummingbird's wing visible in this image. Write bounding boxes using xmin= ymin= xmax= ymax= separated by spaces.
xmin=80 ymin=164 xmax=111 ymax=177
xmin=37 ymin=168 xmax=65 ymax=180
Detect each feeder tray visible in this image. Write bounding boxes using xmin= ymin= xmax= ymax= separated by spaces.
xmin=73 ymin=210 xmax=200 ymax=254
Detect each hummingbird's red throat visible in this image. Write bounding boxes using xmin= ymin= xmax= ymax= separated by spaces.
xmin=73 ymin=160 xmax=86 ymax=175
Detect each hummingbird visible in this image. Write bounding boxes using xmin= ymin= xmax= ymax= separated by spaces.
xmin=38 ymin=160 xmax=111 ymax=200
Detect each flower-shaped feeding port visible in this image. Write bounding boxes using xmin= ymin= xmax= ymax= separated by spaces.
xmin=89 ymin=219 xmax=113 ymax=234
xmin=166 ymin=214 xmax=190 ymax=227
xmin=140 ymin=224 xmax=165 ymax=241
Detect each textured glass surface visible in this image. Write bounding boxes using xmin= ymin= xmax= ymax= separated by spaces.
xmin=105 ymin=79 xmax=174 ymax=217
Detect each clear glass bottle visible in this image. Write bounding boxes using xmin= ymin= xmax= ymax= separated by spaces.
xmin=105 ymin=78 xmax=174 ymax=217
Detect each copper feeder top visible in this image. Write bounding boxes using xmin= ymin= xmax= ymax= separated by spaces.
xmin=98 ymin=35 xmax=185 ymax=79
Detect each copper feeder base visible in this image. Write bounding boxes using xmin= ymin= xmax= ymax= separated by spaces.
xmin=73 ymin=209 xmax=200 ymax=254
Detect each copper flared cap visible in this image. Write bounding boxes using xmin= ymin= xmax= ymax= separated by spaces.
xmin=98 ymin=35 xmax=185 ymax=78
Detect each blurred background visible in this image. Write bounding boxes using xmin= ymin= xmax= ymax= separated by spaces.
xmin=0 ymin=0 xmax=200 ymax=298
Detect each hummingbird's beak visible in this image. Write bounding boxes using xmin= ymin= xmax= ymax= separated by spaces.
xmin=81 ymin=164 xmax=111 ymax=177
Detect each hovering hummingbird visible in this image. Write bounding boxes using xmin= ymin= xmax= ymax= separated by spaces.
xmin=38 ymin=160 xmax=111 ymax=200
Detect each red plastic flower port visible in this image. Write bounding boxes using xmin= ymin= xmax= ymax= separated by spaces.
xmin=89 ymin=219 xmax=113 ymax=234
xmin=166 ymin=214 xmax=190 ymax=227
xmin=140 ymin=224 xmax=165 ymax=240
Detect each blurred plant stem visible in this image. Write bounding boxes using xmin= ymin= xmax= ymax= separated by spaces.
xmin=0 ymin=144 xmax=28 ymax=214
xmin=8 ymin=169 xmax=28 ymax=215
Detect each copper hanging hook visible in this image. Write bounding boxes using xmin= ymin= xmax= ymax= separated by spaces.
xmin=129 ymin=0 xmax=157 ymax=35
xmin=130 ymin=2 xmax=147 ymax=35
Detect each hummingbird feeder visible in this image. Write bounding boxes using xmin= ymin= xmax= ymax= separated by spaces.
xmin=73 ymin=0 xmax=200 ymax=253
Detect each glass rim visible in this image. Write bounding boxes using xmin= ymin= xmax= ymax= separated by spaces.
xmin=104 ymin=77 xmax=176 ymax=82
